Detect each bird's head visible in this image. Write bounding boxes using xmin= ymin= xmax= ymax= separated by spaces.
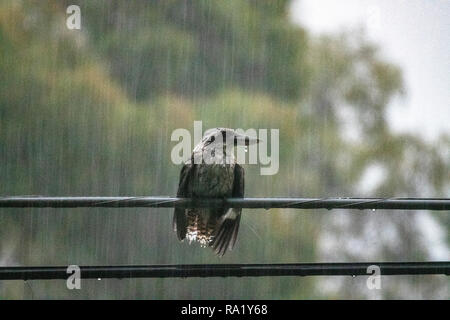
xmin=201 ymin=128 xmax=259 ymax=148
xmin=193 ymin=128 xmax=260 ymax=160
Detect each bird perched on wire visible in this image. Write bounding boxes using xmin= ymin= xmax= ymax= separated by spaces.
xmin=173 ymin=128 xmax=259 ymax=256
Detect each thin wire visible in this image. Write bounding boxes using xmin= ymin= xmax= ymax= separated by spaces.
xmin=1 ymin=262 xmax=448 ymax=280
xmin=0 ymin=197 xmax=449 ymax=210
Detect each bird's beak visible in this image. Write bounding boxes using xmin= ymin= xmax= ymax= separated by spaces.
xmin=234 ymin=133 xmax=260 ymax=146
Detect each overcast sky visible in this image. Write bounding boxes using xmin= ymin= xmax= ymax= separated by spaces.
xmin=290 ymin=0 xmax=450 ymax=260
xmin=290 ymin=0 xmax=450 ymax=142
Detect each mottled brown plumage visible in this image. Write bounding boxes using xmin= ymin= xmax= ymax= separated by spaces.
xmin=173 ymin=128 xmax=257 ymax=256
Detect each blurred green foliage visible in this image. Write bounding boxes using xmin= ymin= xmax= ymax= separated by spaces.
xmin=0 ymin=0 xmax=448 ymax=299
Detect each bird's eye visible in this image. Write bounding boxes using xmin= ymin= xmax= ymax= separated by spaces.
xmin=204 ymin=135 xmax=215 ymax=146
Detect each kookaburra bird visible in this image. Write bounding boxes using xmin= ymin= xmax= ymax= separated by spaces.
xmin=173 ymin=128 xmax=259 ymax=256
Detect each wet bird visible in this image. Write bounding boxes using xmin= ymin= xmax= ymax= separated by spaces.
xmin=173 ymin=128 xmax=259 ymax=256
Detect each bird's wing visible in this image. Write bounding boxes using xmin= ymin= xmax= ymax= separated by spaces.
xmin=211 ymin=164 xmax=244 ymax=256
xmin=173 ymin=162 xmax=193 ymax=241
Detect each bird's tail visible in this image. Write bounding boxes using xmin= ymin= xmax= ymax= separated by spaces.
xmin=184 ymin=208 xmax=241 ymax=256
xmin=185 ymin=209 xmax=216 ymax=247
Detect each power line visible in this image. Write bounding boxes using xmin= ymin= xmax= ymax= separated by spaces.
xmin=0 ymin=197 xmax=449 ymax=210
xmin=0 ymin=262 xmax=448 ymax=280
